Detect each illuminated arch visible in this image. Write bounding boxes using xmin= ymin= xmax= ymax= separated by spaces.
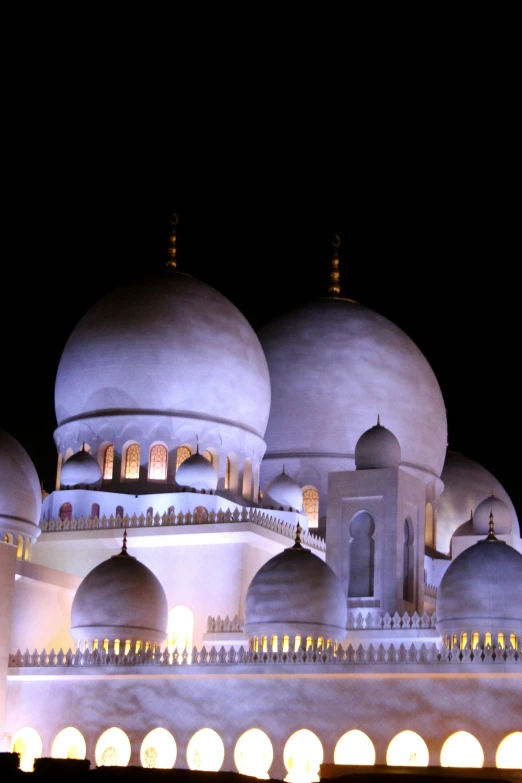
xmin=242 ymin=458 xmax=253 ymax=498
xmin=386 ymin=730 xmax=429 ymax=766
xmin=284 ymin=729 xmax=323 ymax=783
xmin=496 ymin=732 xmax=522 ymax=769
xmin=51 ymin=727 xmax=86 ymax=759
xmin=225 ymin=457 xmax=232 ymax=489
xmin=149 ymin=444 xmax=168 ymax=481
xmin=203 ymin=450 xmax=213 ymax=465
xmin=102 ymin=444 xmax=114 ymax=480
xmin=95 ymin=727 xmax=131 ymax=767
xmin=16 ymin=535 xmax=24 ymax=559
xmin=140 ymin=728 xmax=177 ymax=769
xmin=425 ymin=502 xmax=434 ymax=547
xmin=334 ymin=730 xmax=375 ymax=765
xmin=11 ymin=726 xmax=42 ymax=772
xmin=124 ymin=443 xmax=140 ymax=480
xmin=235 ymin=728 xmax=273 ymax=779
xmin=176 ymin=445 xmax=192 ymax=471
xmin=187 ymin=728 xmax=224 ymax=771
xmin=440 ymin=731 xmax=484 ymax=768
xmin=302 ymin=487 xmax=319 ymax=528
xmin=167 ymin=605 xmax=194 ymax=659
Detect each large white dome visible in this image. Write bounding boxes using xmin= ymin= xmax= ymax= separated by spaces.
xmin=0 ymin=429 xmax=42 ymax=538
xmin=55 ymin=271 xmax=271 ymax=438
xmin=437 ymin=452 xmax=519 ymax=554
xmin=259 ymin=299 xmax=447 ymax=478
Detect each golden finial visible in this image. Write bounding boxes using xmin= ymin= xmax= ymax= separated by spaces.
xmin=121 ymin=528 xmax=128 ymax=555
xmin=166 ymin=213 xmax=179 ymax=269
xmin=292 ymin=521 xmax=303 ymax=549
xmin=485 ymin=512 xmax=498 ymax=542
xmin=328 ymin=234 xmax=341 ymax=296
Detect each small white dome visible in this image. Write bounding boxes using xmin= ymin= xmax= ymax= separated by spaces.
xmin=71 ymin=535 xmax=168 ymax=647
xmin=244 ymin=532 xmax=347 ymax=641
xmin=473 ymin=495 xmax=512 ymax=535
xmin=60 ymin=448 xmax=103 ymax=489
xmin=263 ymin=468 xmax=303 ymax=510
xmin=355 ymin=418 xmax=401 ymax=470
xmin=176 ymin=451 xmax=218 ymax=491
xmin=436 ymin=537 xmax=522 ymax=646
xmin=0 ymin=428 xmax=42 ymax=533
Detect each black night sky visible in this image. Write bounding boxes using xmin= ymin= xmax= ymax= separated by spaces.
xmin=1 ymin=48 xmax=520 ymax=534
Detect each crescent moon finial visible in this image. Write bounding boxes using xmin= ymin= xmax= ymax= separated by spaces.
xmin=332 ymin=234 xmax=341 ymax=249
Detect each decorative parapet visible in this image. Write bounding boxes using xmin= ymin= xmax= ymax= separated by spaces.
xmin=8 ymin=641 xmax=520 ymax=670
xmin=39 ymin=509 xmax=326 ymax=551
xmin=424 ymin=582 xmax=438 ymax=598
xmin=206 ymin=611 xmax=437 ymax=634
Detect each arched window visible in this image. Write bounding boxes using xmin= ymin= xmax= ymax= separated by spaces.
xmin=242 ymin=458 xmax=253 ymax=498
xmin=348 ymin=511 xmax=375 ymax=597
xmin=334 ymin=730 xmax=375 ymax=766
xmin=194 ymin=506 xmax=208 ymax=523
xmin=124 ymin=444 xmax=140 ymax=480
xmin=59 ymin=502 xmax=73 ymax=522
xmin=149 ymin=444 xmax=168 ymax=481
xmin=484 ymin=632 xmax=492 ymax=647
xmin=11 ymin=727 xmax=43 ymax=772
xmin=235 ymin=729 xmax=273 ymax=779
xmin=471 ymin=632 xmax=479 ymax=649
xmin=90 ymin=503 xmax=100 ymax=519
xmin=510 ymin=634 xmax=517 ymax=650
xmin=302 ymin=486 xmax=319 ymax=528
xmin=102 ymin=445 xmax=114 ymax=480
xmin=147 ymin=506 xmax=153 ymax=517
xmin=141 ymin=728 xmax=177 ymax=769
xmin=16 ymin=536 xmax=24 ymax=559
xmin=403 ymin=518 xmax=414 ymax=603
xmin=95 ymin=727 xmax=131 ymax=768
xmin=187 ymin=728 xmax=225 ymax=772
xmin=284 ymin=729 xmax=323 ymax=783
xmin=496 ymin=732 xmax=522 ymax=769
xmin=176 ymin=446 xmax=192 ymax=471
xmin=497 ymin=633 xmax=505 ymax=649
xmin=203 ymin=450 xmax=213 ymax=465
xmin=51 ymin=727 xmax=87 ymax=760
xmin=167 ymin=606 xmax=194 ymax=659
xmin=460 ymin=632 xmax=468 ymax=650
xmin=116 ymin=505 xmax=124 ymax=518
xmin=440 ymin=731 xmax=484 ymax=768
xmin=3 ymin=534 xmax=8 ymax=543
xmin=425 ymin=502 xmax=434 ymax=548
xmin=225 ymin=457 xmax=231 ymax=489
xmin=387 ymin=730 xmax=429 ymax=766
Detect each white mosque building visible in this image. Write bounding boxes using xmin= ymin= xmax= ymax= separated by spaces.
xmin=0 ymin=229 xmax=521 ymax=777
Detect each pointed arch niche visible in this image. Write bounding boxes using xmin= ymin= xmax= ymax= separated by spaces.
xmin=348 ymin=511 xmax=375 ymax=598
xmin=403 ymin=518 xmax=415 ymax=603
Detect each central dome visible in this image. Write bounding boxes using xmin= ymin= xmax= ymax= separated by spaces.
xmin=55 ymin=271 xmax=271 ymax=437
xmin=259 ymin=299 xmax=447 ymax=478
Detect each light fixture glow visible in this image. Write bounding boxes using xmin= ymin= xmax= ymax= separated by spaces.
xmin=284 ymin=729 xmax=323 ymax=783
xmin=235 ymin=728 xmax=273 ymax=779
xmin=496 ymin=732 xmax=522 ymax=769
xmin=11 ymin=726 xmax=43 ymax=772
xmin=187 ymin=728 xmax=224 ymax=771
xmin=95 ymin=727 xmax=131 ymax=767
xmin=51 ymin=726 xmax=86 ymax=759
xmin=334 ymin=730 xmax=375 ymax=765
xmin=440 ymin=731 xmax=484 ymax=768
xmin=140 ymin=727 xmax=177 ymax=769
xmin=386 ymin=730 xmax=429 ymax=766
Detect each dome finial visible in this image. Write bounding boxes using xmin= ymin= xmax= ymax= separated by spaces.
xmin=328 ymin=235 xmax=341 ymax=296
xmin=485 ymin=512 xmax=499 ymax=542
xmin=292 ymin=521 xmax=303 ymax=549
xmin=377 ymin=414 xmax=381 ymax=427
xmin=166 ymin=213 xmax=179 ymax=269
xmin=121 ymin=528 xmax=129 ymax=555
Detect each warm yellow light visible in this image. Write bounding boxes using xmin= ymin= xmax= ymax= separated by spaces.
xmin=262 ymin=636 xmax=267 ymax=653
xmin=51 ymin=727 xmax=86 ymax=759
xmin=386 ymin=730 xmax=429 ymax=766
xmin=484 ymin=632 xmax=492 ymax=647
xmin=11 ymin=727 xmax=42 ymax=772
xmin=148 ymin=444 xmax=168 ymax=481
xmin=167 ymin=605 xmax=194 ymax=662
xmin=471 ymin=632 xmax=479 ymax=649
xmin=497 ymin=633 xmax=505 ymax=649
xmin=496 ymin=732 xmax=522 ymax=769
xmin=114 ymin=639 xmax=120 ymax=655
xmin=302 ymin=486 xmax=319 ymax=527
xmin=284 ymin=729 xmax=323 ymax=783
xmin=140 ymin=728 xmax=177 ymax=769
xmin=271 ymin=635 xmax=278 ymax=652
xmin=187 ymin=728 xmax=224 ymax=771
xmin=294 ymin=636 xmax=302 ymax=652
xmin=235 ymin=728 xmax=274 ymax=779
xmin=510 ymin=634 xmax=517 ymax=650
xmin=460 ymin=633 xmax=468 ymax=649
xmin=440 ymin=731 xmax=484 ymax=768
xmin=334 ymin=730 xmax=375 ymax=765
xmin=95 ymin=727 xmax=131 ymax=767
xmin=282 ymin=635 xmax=290 ymax=652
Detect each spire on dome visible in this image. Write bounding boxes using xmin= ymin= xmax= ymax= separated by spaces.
xmin=291 ymin=521 xmax=303 ymax=550
xmin=166 ymin=213 xmax=178 ymax=269
xmin=377 ymin=414 xmax=381 ymax=427
xmin=483 ymin=512 xmax=503 ymax=543
xmin=328 ymin=235 xmax=341 ymax=296
xmin=120 ymin=528 xmax=129 ymax=555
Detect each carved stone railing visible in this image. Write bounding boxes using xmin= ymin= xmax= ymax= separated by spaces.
xmin=206 ymin=611 xmax=437 ymax=634
xmin=8 ymin=642 xmax=520 ymax=670
xmin=40 ymin=509 xmax=326 ymax=551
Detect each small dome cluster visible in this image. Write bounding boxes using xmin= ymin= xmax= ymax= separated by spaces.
xmin=0 ymin=428 xmax=42 ymax=547
xmin=175 ymin=450 xmax=218 ymax=491
xmin=262 ymin=467 xmax=303 ymax=511
xmin=60 ymin=446 xmax=102 ymax=490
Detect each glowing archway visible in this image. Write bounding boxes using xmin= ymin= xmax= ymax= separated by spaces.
xmin=235 ymin=728 xmax=273 ymax=779
xmin=496 ymin=732 xmax=522 ymax=769
xmin=167 ymin=605 xmax=194 ymax=660
xmin=187 ymin=728 xmax=224 ymax=771
xmin=334 ymin=730 xmax=375 ymax=765
xmin=386 ymin=730 xmax=429 ymax=766
xmin=440 ymin=731 xmax=484 ymax=768
xmin=51 ymin=726 xmax=86 ymax=759
xmin=140 ymin=728 xmax=177 ymax=769
xmin=95 ymin=727 xmax=131 ymax=767
xmin=284 ymin=729 xmax=323 ymax=783
xmin=11 ymin=726 xmax=42 ymax=772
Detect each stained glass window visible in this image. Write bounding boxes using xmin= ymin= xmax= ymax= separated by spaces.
xmin=103 ymin=445 xmax=114 ymax=480
xmin=149 ymin=444 xmax=167 ymax=481
xmin=302 ymin=487 xmax=319 ymax=527
xmin=125 ymin=444 xmax=140 ymax=480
